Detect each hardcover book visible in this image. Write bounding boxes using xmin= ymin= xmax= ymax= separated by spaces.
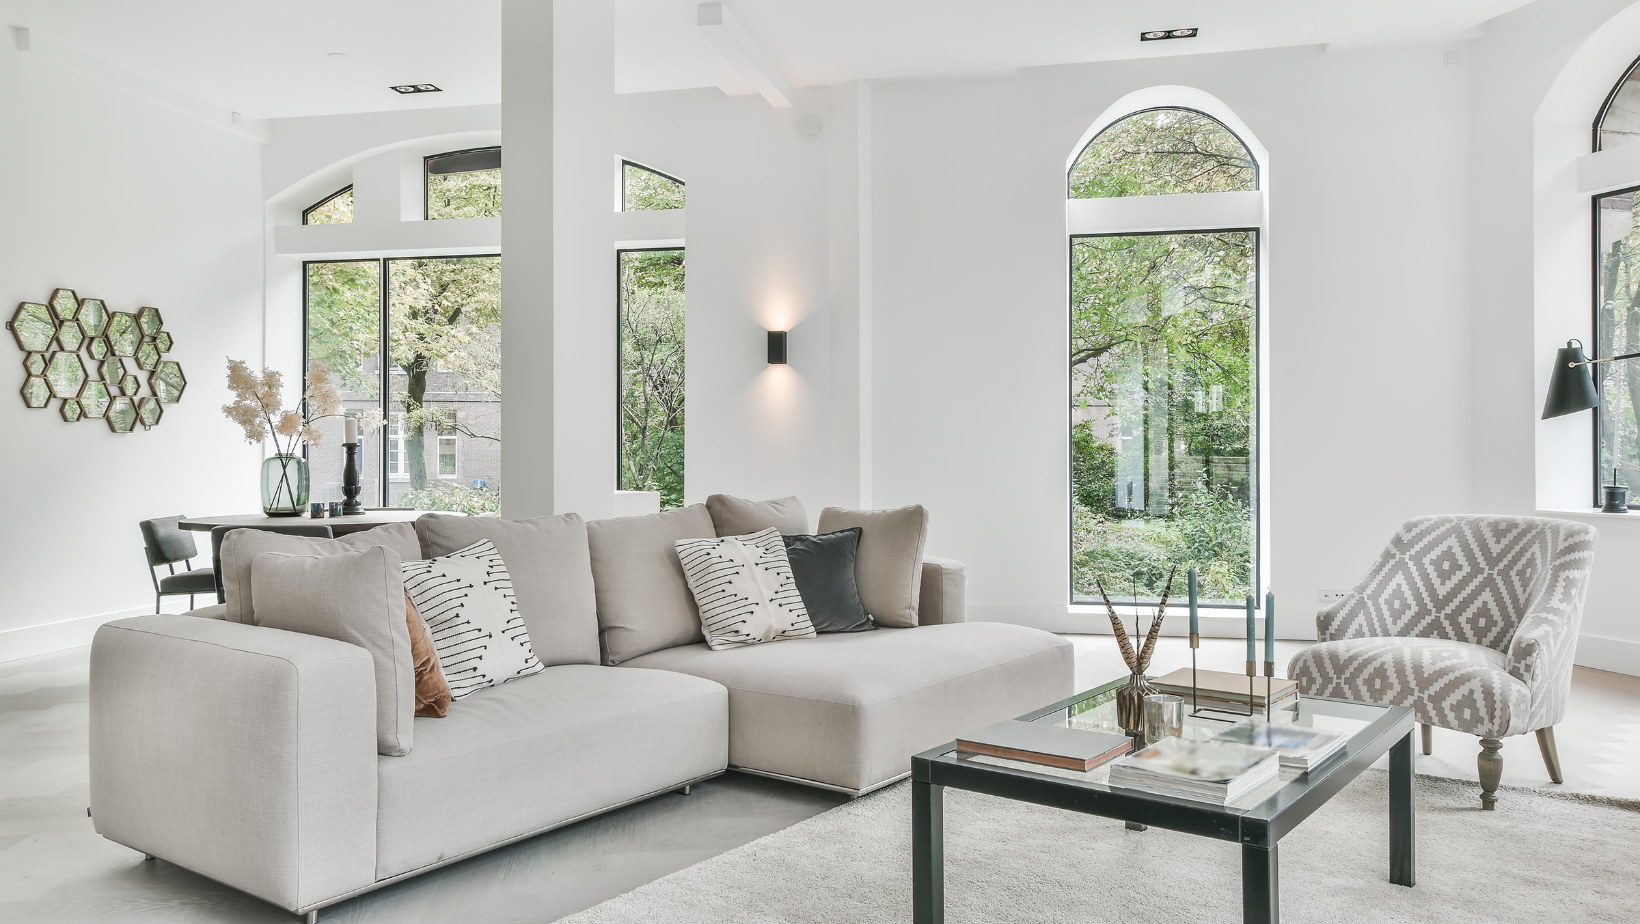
xmin=1150 ymin=667 xmax=1298 ymax=706
xmin=956 ymin=719 xmax=1133 ymax=772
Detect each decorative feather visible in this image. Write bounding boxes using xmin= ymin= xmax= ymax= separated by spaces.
xmin=1096 ymin=580 xmax=1138 ymax=670
xmin=1134 ymin=566 xmax=1177 ymax=671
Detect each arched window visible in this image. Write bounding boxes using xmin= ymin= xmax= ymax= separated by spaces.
xmin=426 ymin=147 xmax=501 ymax=220
xmin=1068 ymin=107 xmax=1260 ymax=607
xmin=1069 ymin=108 xmax=1257 ymax=198
xmin=303 ymin=186 xmax=353 ymax=225
xmin=622 ymin=160 xmax=685 ymax=211
xmin=1593 ymin=65 xmax=1640 ymax=504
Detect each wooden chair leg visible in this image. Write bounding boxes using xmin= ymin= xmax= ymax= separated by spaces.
xmin=1535 ymin=727 xmax=1564 ymax=784
xmin=1478 ymin=738 xmax=1503 ymax=810
xmin=1420 ymin=723 xmax=1432 ymax=755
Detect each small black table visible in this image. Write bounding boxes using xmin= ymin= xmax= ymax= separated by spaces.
xmin=911 ymin=678 xmax=1417 ymax=924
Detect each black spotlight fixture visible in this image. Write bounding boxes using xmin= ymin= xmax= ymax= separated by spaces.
xmin=1141 ymin=28 xmax=1198 ymax=42
xmin=767 ymin=330 xmax=788 ymax=364
xmin=391 ymin=84 xmax=443 ymax=95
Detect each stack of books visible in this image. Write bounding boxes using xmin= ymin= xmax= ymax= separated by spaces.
xmin=1215 ymin=718 xmax=1347 ymax=772
xmin=956 ymin=719 xmax=1133 ymax=772
xmin=1150 ymin=668 xmax=1298 ymax=713
xmin=1107 ymin=736 xmax=1280 ymax=804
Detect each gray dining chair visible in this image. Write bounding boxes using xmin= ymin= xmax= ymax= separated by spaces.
xmin=208 ymin=523 xmax=335 ymax=603
xmin=1289 ymin=514 xmax=1597 ymax=809
xmin=139 ymin=516 xmax=216 ymax=613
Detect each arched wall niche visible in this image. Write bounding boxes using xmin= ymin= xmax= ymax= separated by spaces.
xmin=1533 ymin=2 xmax=1640 ymax=509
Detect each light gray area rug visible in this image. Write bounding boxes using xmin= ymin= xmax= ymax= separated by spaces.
xmin=560 ymin=772 xmax=1640 ymax=924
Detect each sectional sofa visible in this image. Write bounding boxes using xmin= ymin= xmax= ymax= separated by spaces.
xmin=89 ymin=502 xmax=1073 ymax=922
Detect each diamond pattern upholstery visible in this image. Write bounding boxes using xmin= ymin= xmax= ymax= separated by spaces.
xmin=1289 ymin=515 xmax=1596 ymax=738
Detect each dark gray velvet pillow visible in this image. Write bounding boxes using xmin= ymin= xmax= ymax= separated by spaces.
xmin=782 ymin=528 xmax=875 ymax=633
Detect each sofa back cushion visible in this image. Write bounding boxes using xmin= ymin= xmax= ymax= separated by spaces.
xmin=250 ymin=546 xmax=415 ymax=756
xmin=816 ymin=505 xmax=929 ymax=628
xmin=219 ymin=522 xmax=423 ymax=625
xmin=414 ymin=513 xmax=600 ymax=667
xmin=586 ymin=504 xmax=717 ymax=664
xmin=705 ymin=494 xmax=810 ymax=537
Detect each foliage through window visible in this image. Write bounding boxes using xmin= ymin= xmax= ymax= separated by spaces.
xmin=1595 ymin=187 xmax=1640 ymax=504
xmin=426 ymin=148 xmax=502 ymax=220
xmin=1069 ymin=108 xmax=1259 ymax=605
xmin=304 ymin=186 xmax=354 ymax=225
xmin=623 ymin=161 xmax=685 ymax=211
xmin=1596 ymin=61 xmax=1640 ymax=151
xmin=304 ymin=254 xmax=501 ymax=513
xmin=618 ymin=249 xmax=685 ymax=508
xmin=1069 ymin=109 xmax=1256 ymax=199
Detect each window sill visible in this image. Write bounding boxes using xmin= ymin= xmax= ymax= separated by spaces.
xmin=1535 ymin=507 xmax=1640 ymax=520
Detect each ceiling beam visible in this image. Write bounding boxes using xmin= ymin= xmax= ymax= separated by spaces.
xmin=696 ymin=2 xmax=794 ymax=108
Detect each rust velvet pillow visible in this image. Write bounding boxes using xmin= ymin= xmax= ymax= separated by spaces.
xmin=406 ymin=595 xmax=452 ymax=718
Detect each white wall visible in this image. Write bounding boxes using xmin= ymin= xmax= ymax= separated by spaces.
xmin=0 ymin=42 xmax=265 ymax=656
xmin=868 ymin=45 xmax=1473 ymax=637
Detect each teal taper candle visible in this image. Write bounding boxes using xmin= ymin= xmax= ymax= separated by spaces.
xmin=1245 ymin=595 xmax=1256 ymax=663
xmin=1264 ymin=590 xmax=1276 ymax=664
xmin=1188 ymin=568 xmax=1199 ymax=635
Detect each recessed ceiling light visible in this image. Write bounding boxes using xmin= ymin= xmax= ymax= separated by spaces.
xmin=391 ymin=84 xmax=442 ymax=94
xmin=1141 ymin=28 xmax=1198 ymax=42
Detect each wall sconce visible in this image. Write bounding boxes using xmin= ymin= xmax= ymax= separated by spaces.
xmin=767 ymin=330 xmax=788 ymax=364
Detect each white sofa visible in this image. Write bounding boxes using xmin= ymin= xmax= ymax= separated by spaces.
xmin=89 ymin=506 xmax=1072 ymax=921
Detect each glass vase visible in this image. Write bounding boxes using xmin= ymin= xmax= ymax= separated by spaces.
xmin=262 ymin=453 xmax=310 ymax=517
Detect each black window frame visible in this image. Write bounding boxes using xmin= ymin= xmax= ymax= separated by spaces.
xmin=615 ymin=246 xmax=686 ymax=497
xmin=424 ymin=146 xmax=502 ymax=221
xmin=620 ymin=160 xmax=687 ymax=212
xmin=1589 ymin=186 xmax=1640 ymax=509
xmin=1067 ymin=106 xmax=1261 ymax=198
xmin=301 ymin=185 xmax=354 ymax=225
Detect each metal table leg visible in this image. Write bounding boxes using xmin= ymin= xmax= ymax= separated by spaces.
xmin=912 ymin=780 xmax=944 ymax=924
xmin=1242 ymin=843 xmax=1278 ymax=924
xmin=1390 ymin=729 xmax=1417 ymax=887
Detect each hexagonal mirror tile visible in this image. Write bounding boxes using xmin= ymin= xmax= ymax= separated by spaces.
xmin=79 ymin=298 xmax=108 ymax=337
xmin=80 ymin=380 xmax=111 ymax=418
xmin=57 ymin=319 xmax=84 ymax=352
xmin=136 ymin=340 xmax=159 ymax=370
xmin=108 ymin=312 xmax=140 ymax=356
xmin=50 ymin=288 xmax=79 ymax=321
xmin=45 ymin=352 xmax=87 ymax=399
xmin=137 ymin=397 xmax=161 ymax=428
xmin=88 ymin=337 xmax=109 ymax=360
xmin=137 ymin=307 xmax=162 ymax=337
xmin=23 ymin=352 xmax=45 ymax=376
xmin=21 ymin=376 xmax=49 ymax=408
xmin=11 ymin=303 xmax=55 ymax=353
xmin=100 ymin=358 xmax=124 ymax=391
xmin=61 ymin=399 xmax=82 ymax=422
xmin=122 ymin=373 xmax=139 ymax=396
xmin=151 ymin=361 xmax=186 ymax=403
xmin=107 ymin=396 xmax=137 ymax=433
xmin=155 ymin=331 xmax=173 ymax=352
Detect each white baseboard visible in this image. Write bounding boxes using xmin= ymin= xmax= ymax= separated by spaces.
xmin=0 ymin=607 xmax=151 ymax=664
xmin=1574 ymin=633 xmax=1640 ymax=677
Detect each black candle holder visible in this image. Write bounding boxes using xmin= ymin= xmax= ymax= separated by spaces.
xmin=342 ymin=441 xmax=365 ymax=515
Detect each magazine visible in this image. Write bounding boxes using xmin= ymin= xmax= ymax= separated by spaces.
xmin=1214 ymin=718 xmax=1347 ymax=773
xmin=1107 ymin=736 xmax=1280 ymax=805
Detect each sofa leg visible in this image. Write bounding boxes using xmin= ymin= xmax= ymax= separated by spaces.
xmin=1478 ymin=737 xmax=1503 ymax=810
xmin=143 ymin=854 xmax=155 ymax=861
xmin=680 ymin=784 xmax=692 ymax=796
xmin=305 ymin=911 xmax=318 ymax=924
xmin=1535 ymin=727 xmax=1564 ymax=784
xmin=1420 ymin=723 xmax=1432 ymax=755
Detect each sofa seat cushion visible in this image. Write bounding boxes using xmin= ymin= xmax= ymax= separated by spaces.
xmin=1289 ymin=636 xmax=1531 ymax=738
xmin=621 ymin=623 xmax=1073 ymax=793
xmin=375 ymin=664 xmax=728 ymax=880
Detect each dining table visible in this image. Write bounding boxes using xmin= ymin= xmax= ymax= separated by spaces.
xmin=178 ymin=509 xmax=427 ymax=537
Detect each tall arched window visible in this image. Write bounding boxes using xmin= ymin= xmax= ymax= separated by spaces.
xmin=1594 ymin=66 xmax=1640 ymax=505
xmin=1069 ymin=106 xmax=1261 ymax=607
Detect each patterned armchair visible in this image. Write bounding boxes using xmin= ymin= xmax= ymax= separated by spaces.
xmin=1288 ymin=515 xmax=1597 ymax=809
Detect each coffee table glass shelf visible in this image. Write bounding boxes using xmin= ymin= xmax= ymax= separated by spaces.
xmin=911 ymin=676 xmax=1417 ymax=924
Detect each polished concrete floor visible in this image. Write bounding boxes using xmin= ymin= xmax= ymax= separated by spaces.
xmin=3 ymin=636 xmax=1637 ymax=923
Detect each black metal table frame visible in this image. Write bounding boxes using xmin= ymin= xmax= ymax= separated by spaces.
xmin=911 ymin=683 xmax=1417 ymax=924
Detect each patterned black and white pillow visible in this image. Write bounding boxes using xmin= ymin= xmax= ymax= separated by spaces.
xmin=675 ymin=527 xmax=817 ymax=650
xmin=402 ymin=539 xmax=544 ymax=699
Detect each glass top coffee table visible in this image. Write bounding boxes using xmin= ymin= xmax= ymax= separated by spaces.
xmin=911 ymin=676 xmax=1417 ymax=924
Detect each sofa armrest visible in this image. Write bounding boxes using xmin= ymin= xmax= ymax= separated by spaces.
xmin=917 ymin=556 xmax=967 ymax=625
xmin=187 ymin=603 xmax=228 ymax=620
xmin=90 ymin=615 xmax=378 ymax=913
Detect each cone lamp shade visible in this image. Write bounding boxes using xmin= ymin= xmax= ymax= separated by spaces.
xmin=1542 ymin=340 xmax=1600 ymax=419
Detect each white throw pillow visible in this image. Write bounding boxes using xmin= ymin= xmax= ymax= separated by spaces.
xmin=402 ymin=540 xmax=544 ymax=699
xmin=674 ymin=527 xmax=816 ymax=650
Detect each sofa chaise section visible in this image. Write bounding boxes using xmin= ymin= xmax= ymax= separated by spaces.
xmin=622 ymin=622 xmax=1074 ymax=794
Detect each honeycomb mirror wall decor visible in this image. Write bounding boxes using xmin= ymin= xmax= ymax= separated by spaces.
xmin=9 ymin=289 xmax=182 ymax=431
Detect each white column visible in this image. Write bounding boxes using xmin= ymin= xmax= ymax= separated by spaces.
xmin=500 ymin=0 xmax=555 ymax=518
xmin=827 ymin=80 xmax=873 ymax=508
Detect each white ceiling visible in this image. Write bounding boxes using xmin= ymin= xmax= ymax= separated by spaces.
xmin=0 ymin=0 xmax=1533 ymax=119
